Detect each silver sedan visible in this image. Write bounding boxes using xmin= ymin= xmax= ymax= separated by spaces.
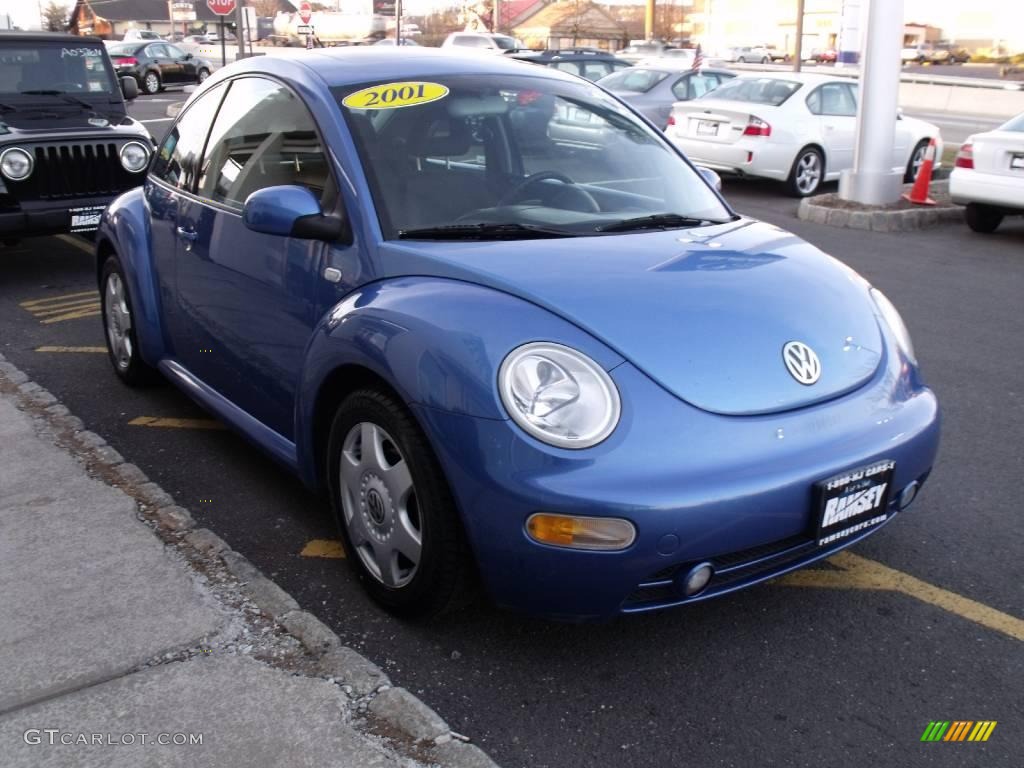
xmin=597 ymin=64 xmax=735 ymax=129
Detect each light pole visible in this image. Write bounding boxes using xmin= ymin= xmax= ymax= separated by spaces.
xmin=793 ymin=0 xmax=804 ymax=72
xmin=839 ymin=0 xmax=905 ymax=205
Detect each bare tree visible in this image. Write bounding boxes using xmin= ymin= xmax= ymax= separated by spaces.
xmin=249 ymin=0 xmax=281 ymax=17
xmin=42 ymin=1 xmax=69 ymax=32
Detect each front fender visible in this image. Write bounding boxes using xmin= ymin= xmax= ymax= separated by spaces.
xmin=96 ymin=187 xmax=165 ymax=366
xmin=295 ymin=276 xmax=624 ymax=487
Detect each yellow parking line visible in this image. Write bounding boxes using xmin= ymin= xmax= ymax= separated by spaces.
xmin=300 ymin=539 xmax=346 ymax=559
xmin=777 ymin=551 xmax=1024 ymax=642
xmin=128 ymin=416 xmax=227 ymax=430
xmin=36 ymin=346 xmax=107 ymax=353
xmin=33 ymin=301 xmax=102 ymax=317
xmin=20 ymin=290 xmax=97 ymax=307
xmin=55 ymin=234 xmax=95 ymax=255
xmin=40 ymin=307 xmax=103 ymax=324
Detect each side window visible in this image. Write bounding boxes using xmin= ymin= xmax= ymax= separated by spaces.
xmin=165 ymin=44 xmax=186 ymax=59
xmin=806 ymin=87 xmax=821 ymax=115
xmin=673 ymin=74 xmax=720 ymax=100
xmin=197 ymin=77 xmax=332 ymax=210
xmin=554 ymin=61 xmax=579 ymax=75
xmin=151 ymin=84 xmax=225 ymax=190
xmin=148 ymin=44 xmax=168 ymax=58
xmin=816 ymin=82 xmax=857 ymax=117
xmin=582 ymin=62 xmax=612 ymax=81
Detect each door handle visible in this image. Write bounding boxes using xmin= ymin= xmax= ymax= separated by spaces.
xmin=176 ymin=226 xmax=198 ymax=241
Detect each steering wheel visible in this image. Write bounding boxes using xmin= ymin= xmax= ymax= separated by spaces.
xmin=496 ymin=171 xmax=601 ymax=213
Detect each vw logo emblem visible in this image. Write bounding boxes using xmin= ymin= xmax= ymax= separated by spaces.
xmin=366 ymin=489 xmax=387 ymax=525
xmin=782 ymin=341 xmax=821 ymax=385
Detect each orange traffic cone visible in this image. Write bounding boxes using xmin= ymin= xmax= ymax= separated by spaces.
xmin=902 ymin=138 xmax=937 ymax=206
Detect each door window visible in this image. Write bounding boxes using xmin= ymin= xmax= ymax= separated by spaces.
xmin=581 ymin=62 xmax=612 ymax=81
xmin=807 ymin=83 xmax=857 ymax=116
xmin=672 ymin=73 xmax=719 ymax=100
xmin=151 ymin=83 xmax=225 ymax=190
xmin=165 ymin=44 xmax=187 ymax=59
xmin=554 ymin=61 xmax=579 ymax=75
xmin=197 ymin=77 xmax=333 ymax=210
xmin=147 ymin=44 xmax=169 ymax=58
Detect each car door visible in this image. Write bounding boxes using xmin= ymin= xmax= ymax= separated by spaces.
xmin=165 ymin=44 xmax=196 ymax=82
xmin=147 ymin=43 xmax=180 ymax=84
xmin=174 ymin=75 xmax=348 ymax=439
xmin=806 ymin=82 xmax=857 ymax=174
xmin=145 ymin=83 xmax=227 ymax=355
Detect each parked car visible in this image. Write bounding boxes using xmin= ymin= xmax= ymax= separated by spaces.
xmin=667 ymin=73 xmax=942 ymax=196
xmin=950 ymin=112 xmax=1024 ymax=232
xmin=0 ymin=32 xmax=151 ymax=243
xmin=441 ymin=32 xmax=518 ymax=54
xmin=95 ymin=48 xmax=939 ymax=619
xmin=510 ymin=48 xmax=631 ymax=82
xmin=616 ymin=40 xmax=668 ymax=64
xmin=727 ymin=45 xmax=774 ymax=64
xmin=122 ymin=29 xmax=164 ymax=42
xmin=597 ymin=64 xmax=735 ymax=129
xmin=900 ymin=43 xmax=935 ymax=64
xmin=107 ymin=41 xmax=213 ymax=95
xmin=810 ymin=48 xmax=837 ymax=64
xmin=931 ymin=42 xmax=971 ymax=64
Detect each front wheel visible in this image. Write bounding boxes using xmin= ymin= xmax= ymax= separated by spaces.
xmin=905 ymin=139 xmax=930 ymax=182
xmin=197 ymin=68 xmax=210 ymax=83
xmin=965 ymin=203 xmax=1003 ymax=233
xmin=786 ymin=147 xmax=824 ymax=197
xmin=101 ymin=256 xmax=157 ymax=386
xmin=327 ymin=389 xmax=475 ymax=617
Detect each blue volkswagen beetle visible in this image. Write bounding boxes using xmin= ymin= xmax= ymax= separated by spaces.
xmin=95 ymin=49 xmax=939 ymax=620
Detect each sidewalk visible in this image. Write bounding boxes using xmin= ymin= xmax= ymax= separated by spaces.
xmin=0 ymin=357 xmax=494 ymax=768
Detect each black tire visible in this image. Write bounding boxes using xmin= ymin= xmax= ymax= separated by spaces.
xmin=905 ymin=139 xmax=930 ymax=182
xmin=2 ymin=238 xmax=20 ymax=247
xmin=100 ymin=256 xmax=158 ymax=386
xmin=326 ymin=388 xmax=476 ymax=617
xmin=141 ymin=70 xmax=161 ymax=95
xmin=785 ymin=146 xmax=825 ymax=197
xmin=761 ymin=56 xmax=770 ymax=64
xmin=197 ymin=68 xmax=210 ymax=83
xmin=965 ymin=203 xmax=1003 ymax=234
xmin=737 ymin=56 xmax=747 ymax=64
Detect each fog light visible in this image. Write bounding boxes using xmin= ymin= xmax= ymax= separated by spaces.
xmin=679 ymin=562 xmax=714 ymax=597
xmin=897 ymin=481 xmax=919 ymax=511
xmin=526 ymin=513 xmax=635 ymax=551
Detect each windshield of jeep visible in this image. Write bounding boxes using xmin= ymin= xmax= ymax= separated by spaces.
xmin=0 ymin=41 xmax=118 ymax=101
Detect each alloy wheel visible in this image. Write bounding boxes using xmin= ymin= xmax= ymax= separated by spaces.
xmin=339 ymin=421 xmax=422 ymax=588
xmin=144 ymin=73 xmax=159 ymax=94
xmin=104 ymin=272 xmax=133 ymax=371
xmin=795 ymin=151 xmax=822 ymax=195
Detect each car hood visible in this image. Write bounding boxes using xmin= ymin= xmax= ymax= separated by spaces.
xmin=0 ymin=109 xmax=135 ymax=134
xmin=382 ymin=219 xmax=884 ymax=416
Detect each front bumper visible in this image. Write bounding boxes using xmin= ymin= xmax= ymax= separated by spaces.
xmin=0 ymin=195 xmax=119 ymax=238
xmin=415 ymin=345 xmax=940 ymax=620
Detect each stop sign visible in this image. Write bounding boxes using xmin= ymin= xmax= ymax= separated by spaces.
xmin=299 ymin=1 xmax=312 ymax=24
xmin=207 ymin=0 xmax=236 ymax=15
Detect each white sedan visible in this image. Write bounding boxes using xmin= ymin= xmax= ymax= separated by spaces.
xmin=665 ymin=73 xmax=942 ymax=197
xmin=950 ymin=112 xmax=1024 ymax=233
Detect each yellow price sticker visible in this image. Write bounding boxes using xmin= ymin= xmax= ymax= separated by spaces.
xmin=342 ymin=81 xmax=449 ymax=110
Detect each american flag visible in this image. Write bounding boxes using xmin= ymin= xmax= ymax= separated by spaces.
xmin=691 ymin=44 xmax=704 ymax=71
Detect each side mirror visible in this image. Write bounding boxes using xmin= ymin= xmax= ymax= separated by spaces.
xmin=243 ymin=185 xmax=348 ymax=241
xmin=184 ymin=52 xmax=193 ymax=60
xmin=120 ymin=75 xmax=138 ymax=101
xmin=697 ymin=166 xmax=722 ymax=192
xmin=897 ymin=107 xmax=904 ymax=120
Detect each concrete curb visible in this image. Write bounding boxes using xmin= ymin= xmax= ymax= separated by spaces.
xmin=0 ymin=354 xmax=498 ymax=768
xmin=797 ymin=190 xmax=963 ymax=233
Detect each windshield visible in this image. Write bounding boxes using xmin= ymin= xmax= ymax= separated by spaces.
xmin=336 ymin=74 xmax=731 ymax=240
xmin=493 ymin=36 xmax=517 ymax=50
xmin=598 ymin=68 xmax=669 ymax=93
xmin=0 ymin=41 xmax=117 ymax=98
xmin=107 ymin=43 xmax=142 ymax=57
xmin=1000 ymin=113 xmax=1024 ymax=132
xmin=699 ymin=77 xmax=801 ymax=106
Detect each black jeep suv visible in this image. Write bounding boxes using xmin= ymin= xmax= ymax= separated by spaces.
xmin=0 ymin=32 xmax=152 ymax=242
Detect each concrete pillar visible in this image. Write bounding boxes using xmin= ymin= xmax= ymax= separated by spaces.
xmin=836 ymin=0 xmax=862 ymax=67
xmin=838 ymin=0 xmax=904 ymax=205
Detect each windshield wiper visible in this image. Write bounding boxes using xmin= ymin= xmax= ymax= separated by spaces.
xmin=597 ymin=213 xmax=735 ymax=233
xmin=398 ymin=222 xmax=577 ymax=240
xmin=19 ymin=90 xmax=95 ymax=110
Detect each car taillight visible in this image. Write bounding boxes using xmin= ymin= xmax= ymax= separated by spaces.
xmin=742 ymin=115 xmax=771 ymax=137
xmin=115 ymin=57 xmax=138 ymax=66
xmin=955 ymin=143 xmax=974 ymax=169
xmin=666 ymin=114 xmax=676 ymax=127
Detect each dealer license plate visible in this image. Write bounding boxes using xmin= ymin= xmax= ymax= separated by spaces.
xmin=1011 ymin=154 xmax=1024 ymax=170
xmin=696 ymin=119 xmax=720 ymax=137
xmin=69 ymin=206 xmax=104 ymax=233
xmin=814 ymin=460 xmax=895 ymax=547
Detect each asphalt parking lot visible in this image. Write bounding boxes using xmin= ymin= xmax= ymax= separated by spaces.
xmin=1 ymin=169 xmax=1021 ymax=766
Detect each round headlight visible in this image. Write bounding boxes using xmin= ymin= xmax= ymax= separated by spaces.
xmin=870 ymin=288 xmax=916 ymax=365
xmin=0 ymin=147 xmax=33 ymax=181
xmin=498 ymin=342 xmax=621 ymax=449
xmin=119 ymin=141 xmax=150 ymax=173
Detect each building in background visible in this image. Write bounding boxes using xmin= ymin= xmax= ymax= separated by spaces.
xmin=512 ymin=2 xmax=627 ymax=51
xmin=68 ymin=0 xmax=296 ymax=40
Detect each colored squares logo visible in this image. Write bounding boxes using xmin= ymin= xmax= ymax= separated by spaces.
xmin=921 ymin=721 xmax=997 ymax=742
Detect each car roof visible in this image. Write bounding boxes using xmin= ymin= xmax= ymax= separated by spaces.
xmin=0 ymin=31 xmax=103 ymax=45
xmin=730 ymin=71 xmax=854 ymax=86
xmin=230 ymin=47 xmax=583 ymax=87
xmin=627 ymin=63 xmax=735 ymax=76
